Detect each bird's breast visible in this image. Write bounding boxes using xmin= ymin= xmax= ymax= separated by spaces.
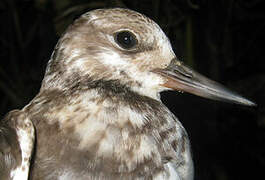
xmin=64 ymin=99 xmax=166 ymax=168
xmin=28 ymin=89 xmax=185 ymax=179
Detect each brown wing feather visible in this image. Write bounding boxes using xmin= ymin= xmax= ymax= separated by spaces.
xmin=0 ymin=110 xmax=35 ymax=180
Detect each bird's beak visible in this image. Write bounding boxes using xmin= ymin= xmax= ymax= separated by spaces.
xmin=152 ymin=58 xmax=256 ymax=106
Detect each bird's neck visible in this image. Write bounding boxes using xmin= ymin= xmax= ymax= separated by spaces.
xmin=41 ymin=58 xmax=164 ymax=100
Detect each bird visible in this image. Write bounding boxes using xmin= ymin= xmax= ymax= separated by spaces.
xmin=0 ymin=8 xmax=255 ymax=180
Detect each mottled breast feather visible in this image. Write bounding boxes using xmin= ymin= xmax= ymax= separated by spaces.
xmin=24 ymin=76 xmax=193 ymax=179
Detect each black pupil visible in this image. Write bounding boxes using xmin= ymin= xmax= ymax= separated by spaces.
xmin=116 ymin=31 xmax=137 ymax=49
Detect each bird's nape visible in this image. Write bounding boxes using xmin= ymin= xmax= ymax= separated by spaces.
xmin=152 ymin=58 xmax=256 ymax=106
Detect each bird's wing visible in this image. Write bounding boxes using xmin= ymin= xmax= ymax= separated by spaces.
xmin=165 ymin=123 xmax=194 ymax=180
xmin=175 ymin=133 xmax=194 ymax=180
xmin=0 ymin=110 xmax=35 ymax=180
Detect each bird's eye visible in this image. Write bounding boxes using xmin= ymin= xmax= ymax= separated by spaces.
xmin=114 ymin=31 xmax=138 ymax=50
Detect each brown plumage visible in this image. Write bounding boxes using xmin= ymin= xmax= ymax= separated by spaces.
xmin=0 ymin=8 xmax=254 ymax=180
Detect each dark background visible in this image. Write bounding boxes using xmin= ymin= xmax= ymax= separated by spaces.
xmin=0 ymin=0 xmax=264 ymax=179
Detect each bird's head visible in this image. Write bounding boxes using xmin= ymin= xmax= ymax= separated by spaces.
xmin=41 ymin=8 xmax=255 ymax=106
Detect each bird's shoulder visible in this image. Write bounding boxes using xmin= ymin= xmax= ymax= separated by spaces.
xmin=0 ymin=110 xmax=35 ymax=180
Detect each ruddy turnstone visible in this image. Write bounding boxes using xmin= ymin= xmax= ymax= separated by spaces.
xmin=0 ymin=8 xmax=255 ymax=180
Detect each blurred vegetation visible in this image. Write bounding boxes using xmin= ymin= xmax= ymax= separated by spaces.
xmin=0 ymin=0 xmax=264 ymax=180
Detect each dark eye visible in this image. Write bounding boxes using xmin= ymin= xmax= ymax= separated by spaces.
xmin=114 ymin=31 xmax=138 ymax=50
